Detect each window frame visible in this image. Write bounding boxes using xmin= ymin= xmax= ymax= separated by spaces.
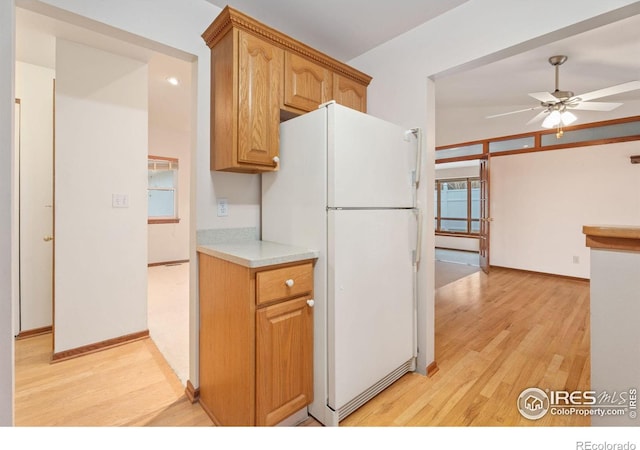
xmin=434 ymin=176 xmax=480 ymax=236
xmin=435 ymin=115 xmax=640 ymax=164
xmin=148 ymin=155 xmax=180 ymax=225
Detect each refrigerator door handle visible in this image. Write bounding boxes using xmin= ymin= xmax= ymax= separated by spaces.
xmin=414 ymin=208 xmax=423 ymax=266
xmin=405 ymin=127 xmax=422 ymax=188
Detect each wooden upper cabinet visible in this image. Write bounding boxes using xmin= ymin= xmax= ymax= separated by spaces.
xmin=283 ymin=52 xmax=332 ymax=113
xmin=333 ymin=74 xmax=367 ymax=113
xmin=238 ymin=31 xmax=283 ymax=167
xmin=202 ymin=6 xmax=371 ymax=173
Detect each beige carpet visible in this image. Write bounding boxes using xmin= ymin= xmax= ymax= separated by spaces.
xmin=435 ymin=260 xmax=481 ymax=289
xmin=147 ymin=262 xmax=189 ymax=386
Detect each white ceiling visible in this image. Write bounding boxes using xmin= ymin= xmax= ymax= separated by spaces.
xmin=14 ymin=2 xmax=640 ymax=136
xmin=15 ymin=7 xmax=193 ymax=133
xmin=205 ymin=0 xmax=469 ymax=62
xmin=435 ymin=13 xmax=640 ymax=115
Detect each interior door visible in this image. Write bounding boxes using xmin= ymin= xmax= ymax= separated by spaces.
xmin=17 ymin=74 xmax=55 ymax=337
xmin=13 ymin=99 xmax=21 ymax=335
xmin=479 ymin=156 xmax=490 ymax=273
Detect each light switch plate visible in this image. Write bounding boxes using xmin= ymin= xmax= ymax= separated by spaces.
xmin=217 ymin=198 xmax=228 ymax=217
xmin=112 ymin=193 xmax=129 ymax=208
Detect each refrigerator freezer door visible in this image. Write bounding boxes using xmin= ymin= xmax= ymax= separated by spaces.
xmin=327 ymin=104 xmax=416 ymax=208
xmin=327 ymin=208 xmax=416 ymax=411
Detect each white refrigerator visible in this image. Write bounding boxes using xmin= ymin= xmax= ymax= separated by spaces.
xmin=262 ymin=102 xmax=421 ymax=426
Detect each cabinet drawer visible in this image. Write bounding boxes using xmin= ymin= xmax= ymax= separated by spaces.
xmin=256 ymin=262 xmax=313 ymax=306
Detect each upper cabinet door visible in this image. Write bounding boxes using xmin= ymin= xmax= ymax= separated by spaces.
xmin=238 ymin=31 xmax=283 ymax=167
xmin=333 ymin=74 xmax=367 ymax=113
xmin=283 ymin=53 xmax=332 ymax=113
xmin=202 ymin=6 xmax=371 ymax=173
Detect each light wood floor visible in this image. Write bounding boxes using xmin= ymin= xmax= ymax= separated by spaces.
xmin=342 ymin=267 xmax=590 ymax=426
xmin=14 ymin=335 xmax=212 ymax=426
xmin=14 ymin=267 xmax=590 ymax=427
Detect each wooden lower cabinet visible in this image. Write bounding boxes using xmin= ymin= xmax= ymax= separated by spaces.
xmin=198 ymin=252 xmax=314 ymax=426
xmin=256 ymin=296 xmax=313 ymax=426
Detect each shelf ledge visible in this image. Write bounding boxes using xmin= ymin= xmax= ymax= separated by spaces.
xmin=583 ymin=225 xmax=640 ymax=252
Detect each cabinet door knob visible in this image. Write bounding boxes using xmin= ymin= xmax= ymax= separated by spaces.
xmin=307 ymin=299 xmax=315 ymax=307
xmin=285 ymin=279 xmax=294 ymax=287
xmin=272 ymin=156 xmax=280 ymax=165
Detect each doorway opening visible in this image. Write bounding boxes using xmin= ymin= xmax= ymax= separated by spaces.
xmin=434 ymin=159 xmax=483 ymax=289
xmin=14 ymin=5 xmax=195 ymax=390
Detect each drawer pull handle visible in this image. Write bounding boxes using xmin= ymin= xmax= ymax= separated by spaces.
xmin=285 ymin=279 xmax=295 ymax=287
xmin=307 ymin=299 xmax=315 ymax=307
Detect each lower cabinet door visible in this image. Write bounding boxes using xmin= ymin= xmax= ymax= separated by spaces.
xmin=256 ymin=295 xmax=313 ymax=426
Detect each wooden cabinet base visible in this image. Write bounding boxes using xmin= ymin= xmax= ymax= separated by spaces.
xmin=198 ymin=252 xmax=315 ymax=426
xmin=256 ymin=296 xmax=313 ymax=425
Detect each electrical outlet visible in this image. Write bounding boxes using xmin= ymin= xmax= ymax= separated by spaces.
xmin=572 ymin=255 xmax=580 ymax=264
xmin=217 ymin=198 xmax=228 ymax=217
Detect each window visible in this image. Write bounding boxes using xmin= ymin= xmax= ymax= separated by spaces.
xmin=434 ymin=177 xmax=480 ymax=235
xmin=437 ymin=115 xmax=640 ymax=161
xmin=148 ymin=156 xmax=179 ymax=224
xmin=435 ymin=143 xmax=484 ymax=161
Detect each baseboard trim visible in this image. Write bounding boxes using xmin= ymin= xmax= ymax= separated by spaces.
xmin=427 ymin=361 xmax=439 ymax=377
xmin=185 ymin=380 xmax=199 ymax=403
xmin=198 ymin=399 xmax=222 ymax=426
xmin=490 ymin=265 xmax=589 ymax=282
xmin=15 ymin=326 xmax=52 ymax=340
xmin=148 ymin=259 xmax=189 ymax=267
xmin=51 ymin=330 xmax=150 ymax=363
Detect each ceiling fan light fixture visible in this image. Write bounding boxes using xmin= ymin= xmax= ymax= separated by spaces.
xmin=561 ymin=110 xmax=577 ymax=126
xmin=542 ymin=110 xmax=561 ymax=128
xmin=486 ymin=54 xmax=640 ymax=134
xmin=542 ymin=109 xmax=577 ymax=129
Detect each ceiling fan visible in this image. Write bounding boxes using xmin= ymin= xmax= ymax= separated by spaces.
xmin=487 ymin=55 xmax=640 ymax=137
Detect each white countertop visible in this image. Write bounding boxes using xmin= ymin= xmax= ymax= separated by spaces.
xmin=197 ymin=240 xmax=319 ymax=268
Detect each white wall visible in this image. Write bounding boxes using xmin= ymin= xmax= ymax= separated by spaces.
xmin=147 ymin=52 xmax=192 ymax=265
xmin=436 ymin=235 xmax=479 ymax=252
xmin=435 ymin=164 xmax=479 ymax=180
xmin=15 ymin=61 xmax=55 ymax=331
xmin=23 ymin=0 xmax=260 ymax=233
xmin=0 ymin=0 xmax=15 ymax=428
xmin=491 ymin=142 xmax=640 ymax=278
xmin=54 ymin=39 xmax=148 ymax=352
xmin=349 ymin=0 xmax=640 ymax=370
xmin=21 ymin=0 xmax=252 ymax=389
xmin=590 ymin=247 xmax=640 ymax=426
xmin=148 ymin=126 xmax=190 ymax=264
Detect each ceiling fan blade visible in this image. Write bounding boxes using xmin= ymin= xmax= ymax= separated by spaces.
xmin=526 ymin=109 xmax=549 ymax=125
xmin=570 ymin=101 xmax=622 ymax=111
xmin=486 ymin=106 xmax=542 ymax=119
xmin=574 ymin=80 xmax=640 ymax=102
xmin=528 ymin=91 xmax=558 ymax=103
